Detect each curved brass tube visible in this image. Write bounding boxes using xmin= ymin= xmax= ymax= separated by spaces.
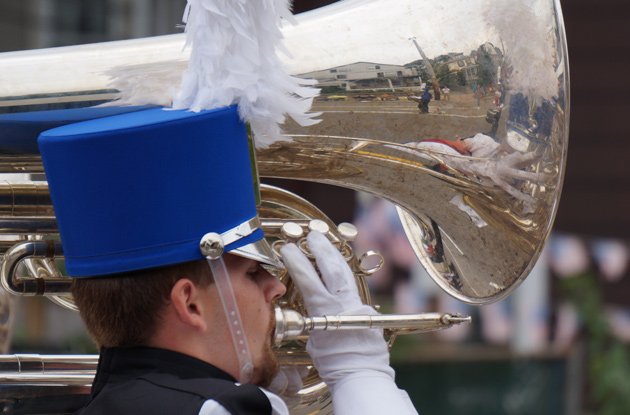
xmin=0 ymin=240 xmax=69 ymax=296
xmin=0 ymin=354 xmax=96 ymax=373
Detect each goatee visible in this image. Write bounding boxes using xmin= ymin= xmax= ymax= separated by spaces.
xmin=253 ymin=305 xmax=280 ymax=388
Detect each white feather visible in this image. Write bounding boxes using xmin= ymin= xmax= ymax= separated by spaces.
xmin=104 ymin=61 xmax=187 ymax=107
xmin=173 ymin=0 xmax=321 ymax=148
xmin=484 ymin=0 xmax=559 ymax=103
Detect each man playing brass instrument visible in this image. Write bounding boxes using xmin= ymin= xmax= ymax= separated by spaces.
xmin=38 ymin=104 xmax=418 ymax=414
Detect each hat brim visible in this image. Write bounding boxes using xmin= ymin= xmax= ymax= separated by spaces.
xmin=230 ymin=238 xmax=283 ymax=270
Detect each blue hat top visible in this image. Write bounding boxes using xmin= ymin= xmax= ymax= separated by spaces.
xmin=38 ymin=105 xmax=263 ymax=277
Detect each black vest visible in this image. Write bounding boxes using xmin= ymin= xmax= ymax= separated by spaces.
xmin=76 ymin=347 xmax=272 ymax=415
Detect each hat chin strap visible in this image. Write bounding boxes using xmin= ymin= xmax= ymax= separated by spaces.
xmin=198 ymin=217 xmax=262 ymax=384
xmin=205 ymin=255 xmax=254 ymax=384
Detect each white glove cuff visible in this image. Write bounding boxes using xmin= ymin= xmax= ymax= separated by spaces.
xmin=306 ymin=304 xmax=394 ymax=386
xmin=332 ymin=371 xmax=419 ymax=415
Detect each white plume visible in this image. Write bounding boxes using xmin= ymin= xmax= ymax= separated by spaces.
xmin=104 ymin=61 xmax=188 ymax=107
xmin=173 ymin=0 xmax=321 ymax=148
xmin=484 ymin=0 xmax=559 ymax=103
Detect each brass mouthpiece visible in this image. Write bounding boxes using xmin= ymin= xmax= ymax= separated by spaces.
xmin=273 ymin=306 xmax=472 ymax=346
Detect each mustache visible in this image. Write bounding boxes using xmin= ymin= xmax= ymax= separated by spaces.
xmin=268 ymin=303 xmax=277 ymax=344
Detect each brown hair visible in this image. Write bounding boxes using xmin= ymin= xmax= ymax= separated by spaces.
xmin=71 ymin=260 xmax=212 ymax=348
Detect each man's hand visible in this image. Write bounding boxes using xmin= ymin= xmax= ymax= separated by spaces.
xmin=279 ymin=231 xmax=393 ymax=387
xmin=281 ymin=230 xmax=364 ymax=315
xmin=280 ymin=232 xmax=418 ymax=414
xmin=268 ymin=366 xmax=307 ymax=396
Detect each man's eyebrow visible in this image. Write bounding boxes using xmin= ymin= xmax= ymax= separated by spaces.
xmin=244 ymin=259 xmax=259 ymax=269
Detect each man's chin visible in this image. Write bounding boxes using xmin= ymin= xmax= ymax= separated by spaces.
xmin=252 ymin=308 xmax=281 ymax=388
xmin=252 ymin=345 xmax=280 ymax=388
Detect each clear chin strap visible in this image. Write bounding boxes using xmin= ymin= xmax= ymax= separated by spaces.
xmin=206 ymin=256 xmax=254 ymax=383
xmin=201 ymin=233 xmax=254 ymax=384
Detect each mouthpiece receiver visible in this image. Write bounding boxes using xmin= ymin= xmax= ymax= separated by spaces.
xmin=273 ymin=306 xmax=472 ymax=346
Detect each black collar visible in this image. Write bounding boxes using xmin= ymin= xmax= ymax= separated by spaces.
xmin=92 ymin=346 xmax=235 ymax=396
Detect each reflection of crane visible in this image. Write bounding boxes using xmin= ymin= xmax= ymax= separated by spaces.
xmin=409 ymin=37 xmax=441 ymax=100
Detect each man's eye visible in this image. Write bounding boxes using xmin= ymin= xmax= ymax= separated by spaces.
xmin=261 ymin=264 xmax=283 ymax=278
xmin=246 ymin=267 xmax=260 ymax=279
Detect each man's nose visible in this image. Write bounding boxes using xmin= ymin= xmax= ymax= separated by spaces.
xmin=265 ymin=273 xmax=286 ymax=301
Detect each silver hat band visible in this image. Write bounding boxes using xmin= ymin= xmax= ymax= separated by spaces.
xmin=199 ymin=216 xmax=261 ymax=260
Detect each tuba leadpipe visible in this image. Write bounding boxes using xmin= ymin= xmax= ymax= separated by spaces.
xmin=273 ymin=307 xmax=471 ymax=345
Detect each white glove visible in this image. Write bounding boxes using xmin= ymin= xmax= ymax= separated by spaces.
xmin=266 ymin=366 xmax=309 ymax=412
xmin=267 ymin=366 xmax=307 ymax=396
xmin=281 ymin=230 xmax=364 ymax=315
xmin=280 ymin=231 xmax=418 ymax=414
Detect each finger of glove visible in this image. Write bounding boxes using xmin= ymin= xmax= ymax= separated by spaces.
xmin=267 ymin=369 xmax=288 ymax=395
xmin=307 ymin=231 xmax=360 ymax=303
xmin=280 ymin=243 xmax=335 ymax=314
xmin=268 ymin=366 xmax=304 ymax=396
xmin=307 ymin=328 xmax=393 ymax=387
xmin=283 ymin=366 xmax=304 ymax=395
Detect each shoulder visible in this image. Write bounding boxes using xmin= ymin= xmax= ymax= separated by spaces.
xmin=83 ymin=375 xmax=273 ymax=415
xmin=142 ymin=374 xmax=273 ymax=415
xmin=199 ymin=400 xmax=232 ymax=415
xmin=198 ymin=389 xmax=288 ymax=415
xmin=260 ymin=389 xmax=290 ymax=415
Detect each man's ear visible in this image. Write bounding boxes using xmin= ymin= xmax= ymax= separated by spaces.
xmin=170 ymin=279 xmax=208 ymax=332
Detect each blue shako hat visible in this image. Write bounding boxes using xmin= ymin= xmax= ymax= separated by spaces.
xmin=38 ymin=105 xmax=277 ymax=277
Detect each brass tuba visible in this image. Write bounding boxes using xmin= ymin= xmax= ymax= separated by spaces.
xmin=0 ymin=0 xmax=569 ymax=413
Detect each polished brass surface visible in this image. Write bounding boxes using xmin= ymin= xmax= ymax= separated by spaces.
xmin=0 ymin=0 xmax=569 ymax=304
xmin=0 ymin=354 xmax=96 ymax=374
xmin=0 ymin=0 xmax=568 ymax=413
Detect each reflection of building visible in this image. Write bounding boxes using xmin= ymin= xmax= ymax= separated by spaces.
xmin=470 ymin=42 xmax=504 ymax=85
xmin=474 ymin=42 xmax=503 ymax=65
xmin=445 ymin=54 xmax=479 ymax=84
xmin=438 ymin=43 xmax=503 ymax=86
xmin=300 ymin=62 xmax=421 ymax=91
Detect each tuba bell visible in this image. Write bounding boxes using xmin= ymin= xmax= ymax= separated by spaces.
xmin=0 ymin=0 xmax=569 ymax=413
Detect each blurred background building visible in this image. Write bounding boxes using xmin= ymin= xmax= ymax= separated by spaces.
xmin=0 ymin=0 xmax=183 ymax=51
xmin=1 ymin=0 xmax=630 ymax=414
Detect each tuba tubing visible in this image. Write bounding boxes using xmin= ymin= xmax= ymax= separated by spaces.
xmin=0 ymin=0 xmax=570 ymax=305
xmin=0 ymin=239 xmax=471 ymax=339
xmin=0 ymin=240 xmax=68 ymax=296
